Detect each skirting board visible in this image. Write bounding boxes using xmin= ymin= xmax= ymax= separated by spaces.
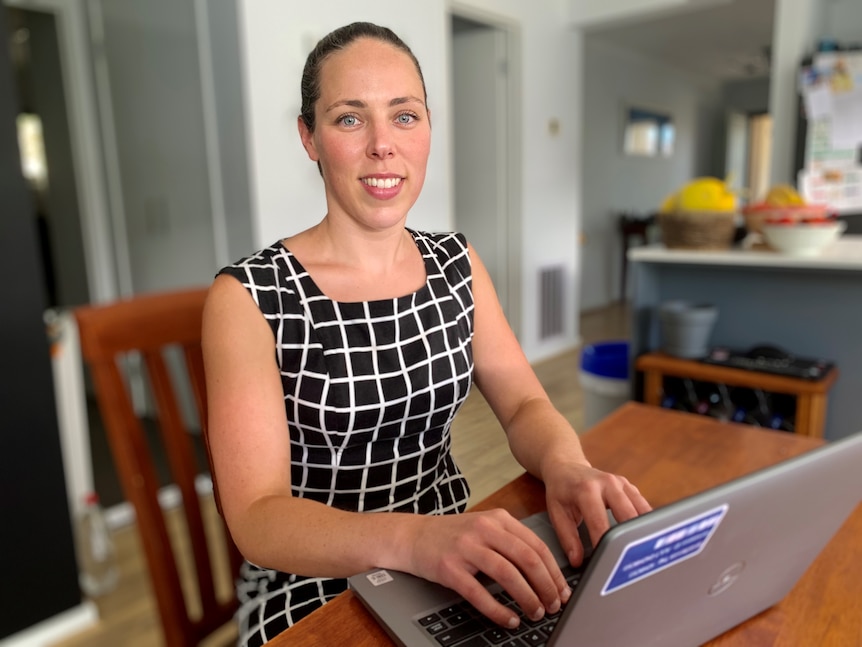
xmin=0 ymin=600 xmax=97 ymax=647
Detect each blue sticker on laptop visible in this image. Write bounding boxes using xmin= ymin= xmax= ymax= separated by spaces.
xmin=602 ymin=504 xmax=728 ymax=596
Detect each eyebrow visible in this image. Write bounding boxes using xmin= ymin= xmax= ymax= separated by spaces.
xmin=324 ymin=96 xmax=425 ymax=113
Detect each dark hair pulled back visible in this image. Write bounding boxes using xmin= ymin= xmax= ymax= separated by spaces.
xmin=299 ymin=22 xmax=427 ymax=133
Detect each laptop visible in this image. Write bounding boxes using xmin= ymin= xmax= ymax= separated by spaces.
xmin=348 ymin=430 xmax=862 ymax=647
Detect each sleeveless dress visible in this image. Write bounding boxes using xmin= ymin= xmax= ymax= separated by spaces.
xmin=217 ymin=229 xmax=474 ymax=647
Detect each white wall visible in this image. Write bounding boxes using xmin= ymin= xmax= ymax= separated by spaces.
xmin=238 ymin=0 xmax=583 ymax=362
xmin=579 ymin=36 xmax=722 ymax=310
xmin=568 ymin=0 xmax=717 ymax=28
xmin=206 ymin=0 xmax=255 ymax=265
xmin=96 ymin=0 xmax=220 ymax=293
xmin=821 ymin=0 xmax=862 ymax=47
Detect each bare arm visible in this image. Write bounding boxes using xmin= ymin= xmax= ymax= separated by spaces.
xmin=468 ymin=245 xmax=651 ymax=563
xmin=202 ymin=273 xmax=568 ymax=628
xmin=203 ymin=274 xmax=406 ymax=576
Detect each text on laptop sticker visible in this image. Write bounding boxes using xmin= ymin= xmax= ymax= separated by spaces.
xmin=366 ymin=570 xmax=394 ymax=587
xmin=602 ymin=505 xmax=728 ymax=596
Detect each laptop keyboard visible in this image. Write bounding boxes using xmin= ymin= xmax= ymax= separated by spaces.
xmin=414 ymin=566 xmax=583 ymax=647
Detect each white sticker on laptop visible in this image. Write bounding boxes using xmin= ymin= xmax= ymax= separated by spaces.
xmin=366 ymin=570 xmax=394 ymax=587
xmin=602 ymin=504 xmax=728 ymax=596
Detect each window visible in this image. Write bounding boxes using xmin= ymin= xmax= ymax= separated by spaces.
xmin=623 ymin=107 xmax=674 ymax=158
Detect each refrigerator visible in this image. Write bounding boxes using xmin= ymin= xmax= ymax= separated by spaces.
xmin=796 ymin=48 xmax=862 ymax=232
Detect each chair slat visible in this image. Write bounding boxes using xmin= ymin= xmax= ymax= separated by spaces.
xmin=144 ymin=349 xmax=221 ymax=618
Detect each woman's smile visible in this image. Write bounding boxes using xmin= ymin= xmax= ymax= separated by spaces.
xmin=360 ymin=175 xmax=404 ymax=199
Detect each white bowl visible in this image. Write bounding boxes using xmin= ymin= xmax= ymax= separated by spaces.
xmin=761 ymin=220 xmax=846 ymax=256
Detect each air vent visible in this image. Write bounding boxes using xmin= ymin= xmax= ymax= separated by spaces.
xmin=539 ymin=265 xmax=565 ymax=340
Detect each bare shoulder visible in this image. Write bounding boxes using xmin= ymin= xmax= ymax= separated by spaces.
xmin=204 ymin=274 xmax=251 ymax=328
xmin=202 ymin=274 xmax=273 ymax=353
xmin=204 ymin=272 xmax=251 ymax=312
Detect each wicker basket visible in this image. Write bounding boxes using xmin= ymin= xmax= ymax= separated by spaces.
xmin=658 ymin=211 xmax=737 ymax=250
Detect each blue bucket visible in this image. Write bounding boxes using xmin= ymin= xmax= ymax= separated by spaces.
xmin=580 ymin=341 xmax=629 ymax=380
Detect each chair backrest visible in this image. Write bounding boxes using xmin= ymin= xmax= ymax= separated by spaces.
xmin=75 ymin=287 xmax=243 ymax=647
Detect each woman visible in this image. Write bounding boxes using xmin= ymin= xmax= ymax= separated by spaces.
xmin=202 ymin=21 xmax=650 ymax=646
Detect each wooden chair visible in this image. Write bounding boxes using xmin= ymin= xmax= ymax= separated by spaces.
xmin=75 ymin=287 xmax=243 ymax=647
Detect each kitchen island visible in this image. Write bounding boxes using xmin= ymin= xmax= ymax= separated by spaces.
xmin=628 ymin=235 xmax=862 ymax=440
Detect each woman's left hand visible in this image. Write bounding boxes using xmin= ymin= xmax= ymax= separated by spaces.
xmin=542 ymin=458 xmax=652 ymax=566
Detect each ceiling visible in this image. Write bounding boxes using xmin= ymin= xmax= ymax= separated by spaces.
xmin=584 ymin=0 xmax=776 ymax=82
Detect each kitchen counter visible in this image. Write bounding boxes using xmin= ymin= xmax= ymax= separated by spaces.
xmin=628 ymin=235 xmax=862 ymax=441
xmin=628 ymin=234 xmax=862 ymax=271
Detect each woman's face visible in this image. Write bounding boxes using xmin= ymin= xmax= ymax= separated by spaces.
xmin=298 ymin=38 xmax=431 ymax=231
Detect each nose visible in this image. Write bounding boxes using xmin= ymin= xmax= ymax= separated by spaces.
xmin=366 ymin=121 xmax=394 ymax=159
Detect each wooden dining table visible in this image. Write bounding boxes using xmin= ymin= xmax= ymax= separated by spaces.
xmin=267 ymin=402 xmax=862 ymax=646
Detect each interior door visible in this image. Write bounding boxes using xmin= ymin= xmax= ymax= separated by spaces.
xmin=452 ymin=23 xmax=511 ymax=321
xmin=724 ymin=110 xmax=749 ymax=199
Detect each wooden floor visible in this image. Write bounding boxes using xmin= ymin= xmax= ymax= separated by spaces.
xmin=52 ymin=302 xmax=630 ymax=647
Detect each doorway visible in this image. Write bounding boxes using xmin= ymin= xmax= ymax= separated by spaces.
xmin=724 ymin=109 xmax=773 ymax=204
xmin=5 ymin=6 xmax=90 ymax=309
xmin=449 ymin=10 xmax=521 ymax=337
xmin=5 ymin=0 xmax=124 ymax=305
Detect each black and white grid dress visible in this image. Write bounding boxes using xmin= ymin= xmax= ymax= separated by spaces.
xmin=217 ymin=229 xmax=475 ymax=647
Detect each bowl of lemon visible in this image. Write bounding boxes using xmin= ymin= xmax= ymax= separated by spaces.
xmin=658 ymin=178 xmax=739 ymax=250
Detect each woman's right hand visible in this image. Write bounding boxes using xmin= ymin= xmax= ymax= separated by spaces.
xmin=403 ymin=509 xmax=571 ymax=629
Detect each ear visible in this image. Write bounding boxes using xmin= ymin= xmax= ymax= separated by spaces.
xmin=297 ymin=116 xmax=319 ymax=162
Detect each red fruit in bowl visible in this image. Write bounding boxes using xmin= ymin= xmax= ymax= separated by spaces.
xmin=766 ymin=216 xmax=794 ymax=225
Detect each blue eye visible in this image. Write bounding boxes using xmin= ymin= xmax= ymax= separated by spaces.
xmin=339 ymin=114 xmax=358 ymax=127
xmin=397 ymin=113 xmax=416 ymax=125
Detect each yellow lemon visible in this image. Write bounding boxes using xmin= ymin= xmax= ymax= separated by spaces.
xmin=677 ymin=177 xmax=736 ymax=212
xmin=765 ymin=184 xmax=804 ymax=207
